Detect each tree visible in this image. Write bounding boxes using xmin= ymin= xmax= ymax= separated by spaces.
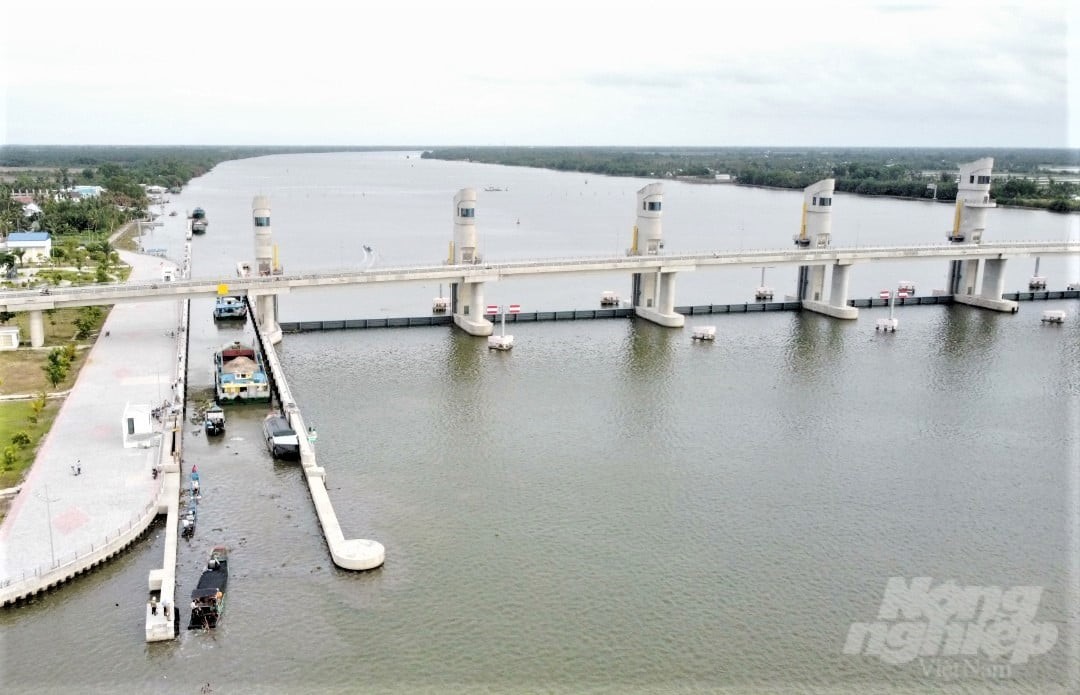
xmin=43 ymin=360 xmax=68 ymax=388
xmin=27 ymin=393 xmax=47 ymax=424
xmin=3 ymin=446 xmax=17 ymax=471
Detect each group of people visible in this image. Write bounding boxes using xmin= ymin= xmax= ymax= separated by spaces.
xmin=70 ymin=460 xmax=81 ymax=476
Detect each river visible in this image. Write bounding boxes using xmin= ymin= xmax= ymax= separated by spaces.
xmin=1 ymin=152 xmax=1077 ymax=694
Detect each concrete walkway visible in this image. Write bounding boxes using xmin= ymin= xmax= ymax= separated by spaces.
xmin=0 ymin=249 xmax=180 ymax=596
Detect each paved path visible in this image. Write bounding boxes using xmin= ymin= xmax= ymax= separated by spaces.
xmin=0 ymin=249 xmax=179 ymax=588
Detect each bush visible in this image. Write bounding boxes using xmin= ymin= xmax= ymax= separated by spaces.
xmin=11 ymin=431 xmax=31 ymax=449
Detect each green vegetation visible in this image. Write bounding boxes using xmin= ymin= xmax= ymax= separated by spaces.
xmin=0 ymin=397 xmax=60 ymax=491
xmin=422 ymin=147 xmax=1080 ymax=212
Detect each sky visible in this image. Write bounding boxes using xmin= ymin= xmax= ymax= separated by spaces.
xmin=1 ymin=0 xmax=1076 ymax=147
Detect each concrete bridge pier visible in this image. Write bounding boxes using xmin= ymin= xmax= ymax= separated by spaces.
xmin=802 ymin=261 xmax=859 ymax=319
xmin=29 ymin=309 xmax=45 ymax=347
xmin=954 ymin=258 xmax=1018 ymax=313
xmin=635 ymin=270 xmax=685 ymax=327
xmin=252 ymin=292 xmax=283 ymax=344
xmin=452 ymin=278 xmax=494 ymax=336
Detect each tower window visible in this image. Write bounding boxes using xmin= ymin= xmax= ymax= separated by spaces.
xmin=977 ymin=175 xmax=990 ymax=184
xmin=459 ymin=207 xmax=475 ymax=218
xmin=970 ymin=175 xmax=975 ymax=183
xmin=254 ymin=216 xmax=270 ymax=227
xmin=646 ymin=201 xmax=661 ymax=211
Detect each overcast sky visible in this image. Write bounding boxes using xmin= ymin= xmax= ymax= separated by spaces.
xmin=2 ymin=0 xmax=1076 ymax=147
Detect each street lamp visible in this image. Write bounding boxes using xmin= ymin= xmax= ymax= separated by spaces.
xmin=36 ymin=484 xmax=58 ymax=568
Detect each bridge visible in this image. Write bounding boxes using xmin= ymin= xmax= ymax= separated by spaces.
xmin=3 ymin=158 xmax=1079 ymax=344
xmin=2 ymin=240 xmax=1076 ymax=308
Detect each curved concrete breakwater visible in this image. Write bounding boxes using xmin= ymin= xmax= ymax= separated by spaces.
xmin=251 ymin=301 xmax=385 ymax=571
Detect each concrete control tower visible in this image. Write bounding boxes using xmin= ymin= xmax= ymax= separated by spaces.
xmin=794 ymin=178 xmax=835 ymax=302
xmin=250 ymin=196 xmax=282 ymax=343
xmin=449 ymin=188 xmax=493 ymax=336
xmin=946 ymin=158 xmax=995 ymax=296
xmin=630 ymin=183 xmax=684 ymax=327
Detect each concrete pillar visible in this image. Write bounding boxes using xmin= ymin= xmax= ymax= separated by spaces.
xmin=255 ymin=294 xmax=282 ymax=344
xmin=29 ymin=309 xmax=45 ymax=347
xmin=794 ymin=179 xmax=834 ymax=301
xmin=449 ymin=189 xmax=493 ymax=336
xmin=980 ymin=259 xmax=1006 ymax=299
xmin=954 ymin=257 xmax=1018 ymax=313
xmin=802 ymin=262 xmax=859 ymax=320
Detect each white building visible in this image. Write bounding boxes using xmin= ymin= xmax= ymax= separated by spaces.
xmin=4 ymin=231 xmax=52 ymax=263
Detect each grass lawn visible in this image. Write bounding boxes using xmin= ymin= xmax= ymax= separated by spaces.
xmin=0 ymin=307 xmax=107 ymax=395
xmin=0 ymin=307 xmax=108 ymax=519
xmin=0 ymin=399 xmax=60 ymax=491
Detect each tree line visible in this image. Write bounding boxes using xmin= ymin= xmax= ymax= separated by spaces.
xmin=422 ymin=147 xmax=1080 ymax=212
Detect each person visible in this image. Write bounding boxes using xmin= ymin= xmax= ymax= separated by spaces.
xmin=150 ymin=597 xmax=158 ymax=615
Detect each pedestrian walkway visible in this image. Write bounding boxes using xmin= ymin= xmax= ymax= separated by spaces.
xmin=0 ymin=249 xmax=182 ymax=599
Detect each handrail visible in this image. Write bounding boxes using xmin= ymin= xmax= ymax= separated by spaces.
xmin=2 ymin=240 xmax=1078 ymax=304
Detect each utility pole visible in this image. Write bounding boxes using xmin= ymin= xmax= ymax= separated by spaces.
xmin=37 ymin=484 xmax=59 ymax=568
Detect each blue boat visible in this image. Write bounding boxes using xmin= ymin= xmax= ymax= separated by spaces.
xmin=213 ymin=296 xmax=248 ymax=321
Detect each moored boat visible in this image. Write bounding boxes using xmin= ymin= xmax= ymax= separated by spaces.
xmin=263 ymin=413 xmax=300 ymax=460
xmin=204 ymin=404 xmax=225 ymax=435
xmin=188 ymin=546 xmax=228 ymax=629
xmin=213 ymin=296 xmax=248 ymax=321
xmin=214 ymin=341 xmax=271 ymax=403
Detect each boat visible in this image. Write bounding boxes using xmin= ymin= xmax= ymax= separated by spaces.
xmin=180 ymin=507 xmax=196 ymax=539
xmin=263 ymin=413 xmax=300 ymax=460
xmin=600 ymin=290 xmax=620 ymax=306
xmin=204 ymin=404 xmax=225 ymax=436
xmin=691 ymin=326 xmax=717 ymax=341
xmin=187 ymin=546 xmax=228 ymax=630
xmin=190 ymin=468 xmax=201 ymax=499
xmin=191 ymin=219 xmax=208 ymax=234
xmin=191 ymin=207 xmax=206 ymax=220
xmin=214 ymin=341 xmax=271 ymax=403
xmin=213 ymin=296 xmax=248 ymax=321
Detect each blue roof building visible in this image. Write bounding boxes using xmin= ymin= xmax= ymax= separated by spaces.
xmin=8 ymin=232 xmax=51 ymax=243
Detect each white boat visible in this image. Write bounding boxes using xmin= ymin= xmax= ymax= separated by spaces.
xmin=1041 ymin=310 xmax=1066 ymax=324
xmin=263 ymin=413 xmax=300 ymax=460
xmin=600 ymin=291 xmax=619 ymax=306
xmin=691 ymin=326 xmax=716 ymax=341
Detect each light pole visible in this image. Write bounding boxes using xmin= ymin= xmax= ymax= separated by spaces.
xmin=37 ymin=484 xmax=58 ymax=568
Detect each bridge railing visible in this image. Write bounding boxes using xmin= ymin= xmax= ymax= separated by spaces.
xmin=1 ymin=240 xmax=1077 ymax=301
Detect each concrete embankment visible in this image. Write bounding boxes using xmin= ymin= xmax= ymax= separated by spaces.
xmin=251 ymin=300 xmax=385 ymax=571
